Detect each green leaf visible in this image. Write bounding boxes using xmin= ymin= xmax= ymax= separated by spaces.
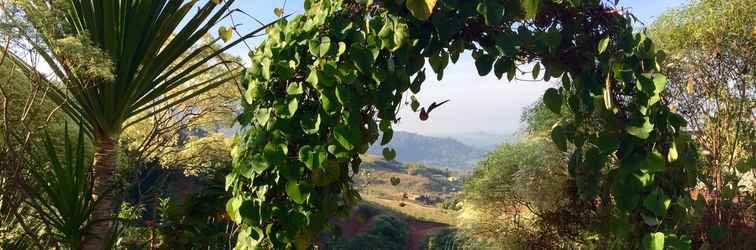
xmin=411 ymin=95 xmax=420 ymax=112
xmin=543 ymin=88 xmax=562 ymax=114
xmin=643 ymin=189 xmax=672 ymax=217
xmin=334 ymin=126 xmax=356 ymax=150
xmin=263 ymin=142 xmax=286 ymax=165
xmin=393 ymin=22 xmax=409 ymax=51
xmin=301 ymin=113 xmax=321 ymax=134
xmin=381 ymin=126 xmax=393 ymax=145
xmin=307 ymin=70 xmax=319 ymax=86
xmin=287 ymin=82 xmax=304 ymax=95
xmin=337 ymin=42 xmax=347 ymax=58
xmin=335 ymin=86 xmax=353 ymax=105
xmin=351 ymin=46 xmax=374 ymax=73
xmin=308 ymin=39 xmax=320 ymax=57
xmin=626 ymin=116 xmax=654 ymax=139
xmin=245 ymin=82 xmax=259 ymax=103
xmin=532 ymin=62 xmax=541 ymax=79
xmin=493 ymin=57 xmax=508 ymax=80
xmin=668 ymin=141 xmax=679 ymax=162
xmin=261 ymin=58 xmax=272 ymax=80
xmin=406 ymin=0 xmax=437 ymax=21
xmin=287 ymin=181 xmax=306 ymax=204
xmin=378 ymin=20 xmax=394 ymax=50
xmin=218 ymin=26 xmax=233 ymax=42
xmin=642 ymin=232 xmax=665 ymax=250
xmin=429 ymin=50 xmax=449 ymax=76
xmin=411 ymin=69 xmax=425 ymax=93
xmin=288 ymin=98 xmax=299 ymax=115
xmin=551 ymin=124 xmax=568 ymax=151
xmin=475 ymin=54 xmax=495 ymax=76
xmin=226 ymin=196 xmax=243 ymax=223
xmin=652 ymin=73 xmax=668 ymax=94
xmin=299 ymin=145 xmax=316 ymax=170
xmin=383 ymin=148 xmax=397 ymax=161
xmin=644 ymin=150 xmax=666 ymax=173
xmin=320 ymin=92 xmax=338 ymax=113
xmin=320 ymin=36 xmax=331 ymax=57
xmin=598 ymin=36 xmax=610 ymax=54
xmin=255 ymin=108 xmax=271 ymax=126
xmin=390 ymin=176 xmax=401 ymax=186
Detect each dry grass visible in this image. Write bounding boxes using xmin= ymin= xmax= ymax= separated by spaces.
xmin=362 ymin=194 xmax=458 ymax=225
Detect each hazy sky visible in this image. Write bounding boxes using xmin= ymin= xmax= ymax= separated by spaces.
xmin=221 ymin=0 xmax=688 ymax=135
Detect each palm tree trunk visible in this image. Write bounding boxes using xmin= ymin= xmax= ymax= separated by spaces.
xmin=82 ymin=134 xmax=119 ymax=250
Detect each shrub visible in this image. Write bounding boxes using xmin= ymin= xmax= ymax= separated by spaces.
xmin=329 ymin=214 xmax=409 ymax=250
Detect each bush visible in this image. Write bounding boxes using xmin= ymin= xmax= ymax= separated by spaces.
xmin=421 ymin=228 xmax=488 ymax=250
xmin=329 ymin=214 xmax=409 ymax=250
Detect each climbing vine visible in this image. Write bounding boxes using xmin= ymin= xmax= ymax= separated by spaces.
xmin=228 ymin=0 xmax=698 ymax=249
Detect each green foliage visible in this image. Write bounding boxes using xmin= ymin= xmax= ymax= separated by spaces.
xmin=421 ymin=228 xmax=489 ymax=250
xmin=4 ymin=1 xmax=271 ymax=247
xmin=116 ymin=167 xmax=236 ymax=249
xmin=464 ymin=138 xmax=567 ymax=215
xmin=328 ymin=214 xmax=409 ymax=250
xmin=22 ymin=124 xmax=95 ymax=249
xmin=231 ymin=0 xmax=697 ymax=248
xmin=650 ymin=0 xmax=756 ymax=248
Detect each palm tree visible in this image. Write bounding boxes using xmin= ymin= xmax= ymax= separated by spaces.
xmin=3 ymin=1 xmax=269 ymax=248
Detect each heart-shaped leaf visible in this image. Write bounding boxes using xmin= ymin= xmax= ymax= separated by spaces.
xmin=390 ymin=176 xmax=401 ymax=186
xmin=218 ymin=26 xmax=233 ymax=42
xmin=543 ymin=88 xmax=562 ymax=114
xmin=627 ymin=116 xmax=655 ymax=139
xmin=383 ymin=148 xmax=397 ymax=161
xmin=551 ymin=124 xmax=568 ymax=151
xmin=320 ymin=36 xmax=331 ymax=57
xmin=475 ymin=54 xmax=494 ymax=76
xmin=287 ymin=82 xmax=304 ymax=95
xmin=287 ymin=181 xmax=306 ymax=204
xmin=255 ymin=108 xmax=271 ymax=126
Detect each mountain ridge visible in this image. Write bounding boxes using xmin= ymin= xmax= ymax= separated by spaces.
xmin=368 ymin=131 xmax=486 ymax=171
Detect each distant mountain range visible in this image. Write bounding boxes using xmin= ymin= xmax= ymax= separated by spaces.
xmin=368 ymin=131 xmax=504 ymax=171
xmin=431 ymin=131 xmax=517 ymax=151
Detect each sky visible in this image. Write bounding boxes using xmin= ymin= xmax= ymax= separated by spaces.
xmin=219 ymin=0 xmax=688 ymax=135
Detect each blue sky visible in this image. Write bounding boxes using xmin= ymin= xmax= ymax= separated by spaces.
xmin=219 ymin=0 xmax=688 ymax=135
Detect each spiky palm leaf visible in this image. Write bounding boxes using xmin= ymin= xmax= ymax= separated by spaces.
xmin=16 ymin=0 xmax=266 ymax=137
xmin=23 ymin=123 xmax=94 ymax=249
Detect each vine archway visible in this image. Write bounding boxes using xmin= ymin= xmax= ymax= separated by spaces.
xmin=228 ymin=0 xmax=698 ymax=248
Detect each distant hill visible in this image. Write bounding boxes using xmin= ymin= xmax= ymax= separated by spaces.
xmin=368 ymin=131 xmax=485 ymax=171
xmin=430 ymin=131 xmax=517 ymax=151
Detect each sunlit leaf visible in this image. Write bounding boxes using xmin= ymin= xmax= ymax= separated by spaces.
xmin=406 ymin=0 xmax=437 ymax=21
xmin=598 ymin=36 xmax=610 ymax=54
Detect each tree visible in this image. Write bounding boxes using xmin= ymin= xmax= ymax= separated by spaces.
xmin=461 ymin=138 xmax=570 ymax=249
xmin=120 ymin=46 xmax=242 ymax=169
xmin=651 ymin=0 xmax=755 ymax=247
xmin=2 ymin=0 xmax=269 ymax=248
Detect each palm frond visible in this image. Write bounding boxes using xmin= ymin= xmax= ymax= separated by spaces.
xmin=23 ymin=122 xmax=95 ymax=248
xmin=12 ymin=0 xmax=270 ymax=136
